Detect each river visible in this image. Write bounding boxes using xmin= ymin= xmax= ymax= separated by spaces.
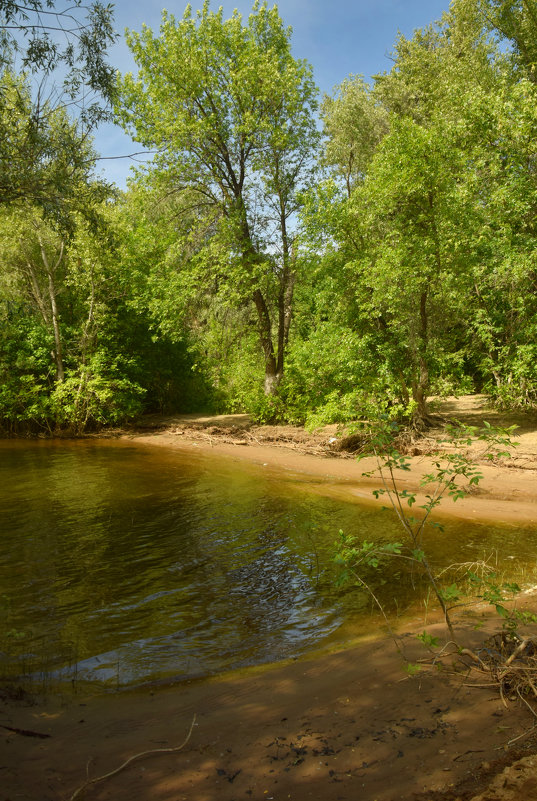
xmin=1 ymin=439 xmax=536 ymax=691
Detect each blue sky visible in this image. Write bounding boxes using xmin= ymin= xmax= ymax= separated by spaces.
xmin=97 ymin=0 xmax=452 ymax=187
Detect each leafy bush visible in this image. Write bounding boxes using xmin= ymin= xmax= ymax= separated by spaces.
xmin=50 ymin=353 xmax=146 ymax=431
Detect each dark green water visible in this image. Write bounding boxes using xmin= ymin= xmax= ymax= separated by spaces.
xmin=1 ymin=439 xmax=536 ymax=689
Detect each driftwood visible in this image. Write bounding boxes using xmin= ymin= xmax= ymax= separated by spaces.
xmin=171 ymin=424 xmax=349 ymax=458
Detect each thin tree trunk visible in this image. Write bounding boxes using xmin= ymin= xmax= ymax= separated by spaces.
xmin=276 ymin=221 xmax=296 ymax=378
xmin=37 ymin=234 xmax=65 ymax=382
xmin=411 ymin=290 xmax=430 ymax=425
xmin=239 ymin=208 xmax=281 ymax=397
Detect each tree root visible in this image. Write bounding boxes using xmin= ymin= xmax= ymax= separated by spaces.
xmin=447 ymin=633 xmax=537 ymax=724
xmin=67 ymin=714 xmax=196 ymax=801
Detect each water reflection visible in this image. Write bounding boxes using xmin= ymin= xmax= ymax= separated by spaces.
xmin=1 ymin=440 xmax=536 ymax=689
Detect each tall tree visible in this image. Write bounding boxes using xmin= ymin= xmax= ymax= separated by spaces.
xmin=481 ymin=0 xmax=537 ymax=82
xmin=321 ymin=76 xmax=388 ymax=198
xmin=116 ymin=1 xmax=319 ymax=396
xmin=0 ymin=0 xmax=116 ymax=211
xmin=316 ymin=0 xmax=518 ymax=424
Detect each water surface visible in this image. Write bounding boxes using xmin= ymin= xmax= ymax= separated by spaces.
xmin=1 ymin=439 xmax=536 ymax=689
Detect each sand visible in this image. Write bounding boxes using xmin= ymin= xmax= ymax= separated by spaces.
xmin=3 ymin=396 xmax=537 ymax=801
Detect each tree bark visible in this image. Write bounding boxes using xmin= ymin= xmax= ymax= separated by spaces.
xmin=37 ymin=234 xmax=65 ymax=383
xmin=252 ymin=287 xmax=280 ymax=395
xmin=411 ymin=290 xmax=430 ymax=426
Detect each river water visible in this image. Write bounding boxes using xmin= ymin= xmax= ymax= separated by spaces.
xmin=1 ymin=439 xmax=536 ymax=690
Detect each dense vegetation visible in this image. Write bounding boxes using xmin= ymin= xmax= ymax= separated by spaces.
xmin=1 ymin=0 xmax=537 ymax=433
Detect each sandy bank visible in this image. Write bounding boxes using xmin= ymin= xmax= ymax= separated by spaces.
xmin=125 ymin=407 xmax=537 ymax=526
xmin=4 ymin=612 xmax=537 ymax=801
xmin=4 ymin=397 xmax=537 ymax=801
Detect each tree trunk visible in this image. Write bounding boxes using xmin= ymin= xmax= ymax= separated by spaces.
xmin=37 ymin=234 xmax=65 ymax=383
xmin=276 ymin=229 xmax=296 ymax=379
xmin=264 ymin=368 xmax=282 ymax=396
xmin=252 ymin=287 xmax=279 ymax=396
xmin=242 ymin=209 xmax=295 ymax=398
xmin=411 ymin=290 xmax=431 ymax=427
xmin=47 ymin=269 xmax=64 ymax=383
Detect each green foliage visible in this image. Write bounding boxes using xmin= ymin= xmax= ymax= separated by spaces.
xmin=203 ymin=322 xmax=266 ymax=416
xmin=51 ymin=368 xmax=143 ymax=430
xmin=466 ymin=571 xmax=537 ymax=632
xmin=0 ymin=0 xmax=116 ymax=216
xmin=416 ymin=631 xmax=440 ymax=648
xmin=308 ymin=0 xmax=537 ymax=423
xmin=0 ymin=0 xmax=116 ymax=110
xmin=4 ymin=0 xmax=537 ymax=428
xmin=0 ymin=69 xmax=112 ymax=220
xmin=117 ymin=1 xmax=319 ymax=395
xmin=335 ymin=418 xmax=517 ymax=637
xmin=279 ymin=322 xmax=381 ymax=426
xmin=0 ymin=316 xmax=55 ymax=432
xmin=482 ymin=0 xmax=537 ymax=81
xmin=321 ymin=75 xmax=389 ymax=195
xmin=335 ymin=530 xmax=402 ymax=575
xmin=0 ymin=196 xmax=213 ymax=432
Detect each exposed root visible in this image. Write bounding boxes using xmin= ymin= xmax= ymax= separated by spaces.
xmin=416 ymin=630 xmax=537 ymax=735
xmin=454 ymin=633 xmax=537 ymax=722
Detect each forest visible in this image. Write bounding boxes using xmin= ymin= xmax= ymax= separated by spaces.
xmin=1 ymin=0 xmax=536 ymax=434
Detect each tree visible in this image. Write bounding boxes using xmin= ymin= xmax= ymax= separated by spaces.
xmin=116 ymin=1 xmax=319 ymax=397
xmin=481 ymin=0 xmax=537 ymax=82
xmin=0 ymin=0 xmax=116 ymax=211
xmin=347 ymin=115 xmax=481 ymax=424
xmin=0 ymin=0 xmax=116 ymax=116
xmin=315 ymin=0 xmax=537 ymax=424
xmin=2 ymin=206 xmax=67 ymax=381
xmin=0 ymin=68 xmax=111 ymax=219
xmin=0 ymin=200 xmax=157 ymax=433
xmin=321 ymin=76 xmax=388 ymax=198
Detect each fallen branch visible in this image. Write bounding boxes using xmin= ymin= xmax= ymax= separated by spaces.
xmin=68 ymin=714 xmax=196 ymax=801
xmin=505 ymin=638 xmax=531 ymax=667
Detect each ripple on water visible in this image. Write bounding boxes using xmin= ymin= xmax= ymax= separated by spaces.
xmin=1 ymin=439 xmax=537 ymax=689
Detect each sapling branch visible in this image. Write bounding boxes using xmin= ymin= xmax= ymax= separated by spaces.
xmin=342 ymin=418 xmax=517 ymax=642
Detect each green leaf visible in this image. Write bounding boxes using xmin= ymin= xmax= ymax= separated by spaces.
xmin=417 ymin=631 xmax=440 ymax=648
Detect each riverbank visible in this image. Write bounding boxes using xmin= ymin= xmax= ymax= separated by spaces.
xmin=125 ymin=395 xmax=537 ymax=525
xmin=4 ymin=395 xmax=537 ymax=801
xmin=3 ymin=608 xmax=537 ymax=801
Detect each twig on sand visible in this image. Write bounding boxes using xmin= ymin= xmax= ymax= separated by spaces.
xmin=67 ymin=714 xmax=197 ymax=801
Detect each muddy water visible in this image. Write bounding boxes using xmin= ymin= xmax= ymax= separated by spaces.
xmin=1 ymin=439 xmax=536 ymax=690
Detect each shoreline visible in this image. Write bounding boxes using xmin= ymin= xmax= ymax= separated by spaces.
xmin=124 ymin=423 xmax=537 ymax=526
xmin=4 ymin=610 xmax=537 ymax=801
xmin=4 ymin=406 xmax=537 ymax=801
